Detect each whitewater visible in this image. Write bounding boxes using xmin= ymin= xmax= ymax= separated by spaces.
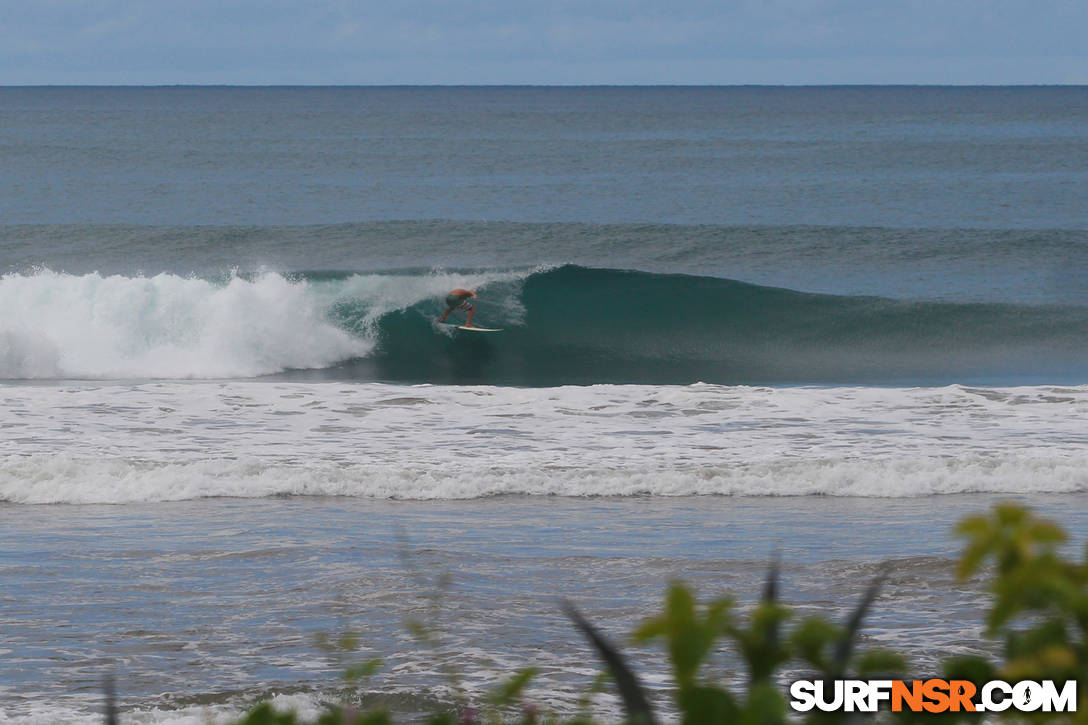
xmin=2 ymin=381 xmax=1085 ymax=503
xmin=0 ymin=267 xmax=531 ymax=379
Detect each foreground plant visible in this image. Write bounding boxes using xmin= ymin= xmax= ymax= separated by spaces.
xmin=99 ymin=503 xmax=1085 ymax=724
xmin=947 ymin=503 xmax=1088 ymax=722
xmin=565 ymin=563 xmax=897 ymax=725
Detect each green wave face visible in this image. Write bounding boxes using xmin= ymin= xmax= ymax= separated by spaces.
xmin=317 ymin=265 xmax=1088 ymax=386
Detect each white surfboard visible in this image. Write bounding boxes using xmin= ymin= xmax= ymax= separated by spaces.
xmin=441 ymin=323 xmax=502 ymax=332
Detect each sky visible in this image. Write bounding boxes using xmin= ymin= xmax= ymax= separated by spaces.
xmin=1 ymin=0 xmax=1086 ymax=85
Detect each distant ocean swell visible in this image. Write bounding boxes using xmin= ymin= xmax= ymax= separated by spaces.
xmin=1 ymin=265 xmax=1086 ymax=384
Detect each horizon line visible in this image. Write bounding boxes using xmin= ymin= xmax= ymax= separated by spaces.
xmin=2 ymin=83 xmax=1087 ymax=89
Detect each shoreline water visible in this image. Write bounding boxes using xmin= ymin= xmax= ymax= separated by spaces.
xmin=2 ymin=493 xmax=1085 ymax=723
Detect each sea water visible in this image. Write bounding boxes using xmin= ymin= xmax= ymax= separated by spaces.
xmin=1 ymin=86 xmax=1087 ymax=723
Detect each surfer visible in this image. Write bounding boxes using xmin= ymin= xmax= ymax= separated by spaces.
xmin=439 ymin=288 xmax=477 ymax=327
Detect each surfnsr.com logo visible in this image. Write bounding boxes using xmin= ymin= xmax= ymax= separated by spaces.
xmin=790 ymin=679 xmax=1077 ymax=713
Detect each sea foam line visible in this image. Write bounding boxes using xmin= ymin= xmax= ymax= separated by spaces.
xmin=1 ymin=453 xmax=1085 ymax=504
xmin=2 ymin=382 xmax=1086 ymax=503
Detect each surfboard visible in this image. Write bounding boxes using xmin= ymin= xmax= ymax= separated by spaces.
xmin=441 ymin=323 xmax=502 ymax=332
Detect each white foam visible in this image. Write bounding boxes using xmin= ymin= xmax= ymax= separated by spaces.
xmin=0 ymin=268 xmax=536 ymax=379
xmin=0 ymin=692 xmax=325 ymax=725
xmin=1 ymin=382 xmax=1085 ymax=503
xmin=0 ymin=453 xmax=1083 ymax=504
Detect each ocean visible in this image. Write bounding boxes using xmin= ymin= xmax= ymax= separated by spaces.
xmin=1 ymin=86 xmax=1086 ymax=723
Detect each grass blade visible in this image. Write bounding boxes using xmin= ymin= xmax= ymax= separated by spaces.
xmin=103 ymin=675 xmax=118 ymax=725
xmin=562 ymin=600 xmax=657 ymax=725
xmin=831 ymin=565 xmax=887 ymax=678
xmin=762 ymin=552 xmax=780 ymax=604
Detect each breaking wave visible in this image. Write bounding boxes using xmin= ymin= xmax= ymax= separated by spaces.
xmin=2 ymin=265 xmax=1086 ymax=384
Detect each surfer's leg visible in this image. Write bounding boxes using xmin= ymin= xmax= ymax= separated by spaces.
xmin=464 ymin=306 xmax=476 ymax=327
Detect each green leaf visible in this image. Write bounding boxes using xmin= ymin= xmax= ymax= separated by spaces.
xmin=405 ymin=618 xmax=429 ymax=639
xmin=636 ymin=582 xmax=733 ymax=691
xmin=344 ymin=658 xmax=383 ymax=682
xmin=237 ymin=703 xmax=300 ymax=725
xmin=855 ymin=649 xmax=907 ymax=677
xmin=737 ymin=683 xmax=787 ymax=725
xmin=730 ymin=602 xmax=791 ymax=684
xmin=789 ymin=617 xmax=840 ymax=671
xmin=338 ymin=633 xmax=360 ymax=652
xmin=942 ymin=654 xmax=996 ymax=684
xmin=677 ymin=684 xmax=736 ymax=725
xmin=488 ymin=667 xmax=538 ymax=706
